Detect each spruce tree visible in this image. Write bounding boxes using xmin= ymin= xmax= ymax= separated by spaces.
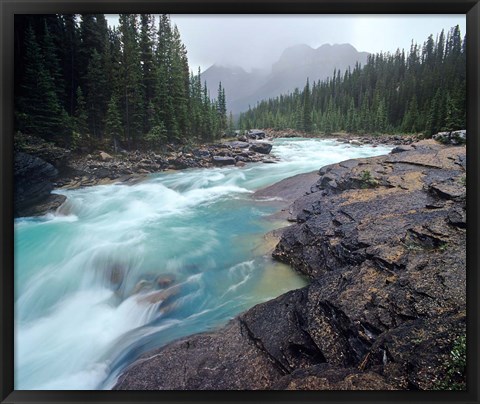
xmin=19 ymin=25 xmax=67 ymax=141
xmin=105 ymin=94 xmax=123 ymax=151
xmin=303 ymin=78 xmax=313 ymax=132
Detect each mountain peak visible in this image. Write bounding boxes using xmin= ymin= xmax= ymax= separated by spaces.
xmin=202 ymin=42 xmax=369 ymax=114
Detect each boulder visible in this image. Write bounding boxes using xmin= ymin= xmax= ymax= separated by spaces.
xmin=250 ymin=142 xmax=273 ymax=154
xmin=99 ymin=151 xmax=114 ymax=161
xmin=433 ymin=130 xmax=466 ymax=145
xmin=248 ymin=129 xmax=266 ymax=139
xmin=223 ymin=141 xmax=250 ymax=149
xmin=14 ymin=152 xmax=65 ymax=217
xmin=212 ymin=156 xmax=236 ymax=166
xmin=391 ymin=145 xmax=414 ymax=154
xmin=156 ymin=274 xmax=176 ymax=288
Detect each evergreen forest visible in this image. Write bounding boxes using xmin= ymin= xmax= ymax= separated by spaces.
xmin=14 ymin=14 xmax=228 ymax=151
xmin=238 ymin=26 xmax=466 ymax=137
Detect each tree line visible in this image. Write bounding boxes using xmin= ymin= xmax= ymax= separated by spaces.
xmin=14 ymin=14 xmax=228 ymax=151
xmin=238 ymin=26 xmax=466 ymax=137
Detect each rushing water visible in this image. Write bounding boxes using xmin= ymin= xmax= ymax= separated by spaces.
xmin=14 ymin=138 xmax=392 ymax=390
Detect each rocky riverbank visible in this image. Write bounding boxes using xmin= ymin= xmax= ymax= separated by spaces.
xmin=113 ymin=139 xmax=466 ymax=390
xmin=263 ymin=128 xmax=421 ymax=146
xmin=13 ymin=134 xmax=278 ymax=217
xmin=14 ymin=130 xmax=414 ymax=218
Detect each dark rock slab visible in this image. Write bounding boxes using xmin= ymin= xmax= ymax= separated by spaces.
xmin=212 ymin=156 xmax=236 ymax=166
xmin=14 ymin=152 xmax=63 ymax=217
xmin=114 ymin=320 xmax=283 ymax=390
xmin=254 ymin=171 xmax=319 ymax=204
xmin=250 ymin=142 xmax=273 ymax=154
xmin=223 ymin=141 xmax=250 ymax=149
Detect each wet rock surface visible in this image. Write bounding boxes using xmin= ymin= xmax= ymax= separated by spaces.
xmin=113 ymin=139 xmax=466 ymax=390
xmin=14 ymin=152 xmax=66 ymax=217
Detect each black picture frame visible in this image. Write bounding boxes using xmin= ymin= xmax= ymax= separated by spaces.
xmin=1 ymin=1 xmax=479 ymax=403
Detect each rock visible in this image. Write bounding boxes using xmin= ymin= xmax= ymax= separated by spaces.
xmin=14 ymin=134 xmax=71 ymax=170
xmin=114 ymin=320 xmax=283 ymax=390
xmin=223 ymin=141 xmax=250 ymax=149
xmin=156 ymin=274 xmax=176 ymax=288
xmin=131 ymin=280 xmax=153 ymax=295
xmin=250 ymin=142 xmax=273 ymax=154
xmin=95 ymin=167 xmax=114 ymax=179
xmin=99 ymin=151 xmax=114 ymax=161
xmin=137 ymin=285 xmax=181 ymax=306
xmin=19 ymin=194 xmax=67 ymax=218
xmin=433 ymin=130 xmax=466 ymax=145
xmin=113 ymin=140 xmax=466 ymax=391
xmin=14 ymin=152 xmax=64 ymax=217
xmin=212 ymin=156 xmax=236 ymax=166
xmin=247 ymin=129 xmax=266 ymax=139
xmin=193 ymin=149 xmax=211 ymax=158
xmin=391 ymin=145 xmax=413 ymax=153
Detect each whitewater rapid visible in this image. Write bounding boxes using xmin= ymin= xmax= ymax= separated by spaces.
xmin=14 ymin=138 xmax=392 ymax=389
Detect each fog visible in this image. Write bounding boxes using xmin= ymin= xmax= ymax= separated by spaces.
xmin=105 ymin=14 xmax=466 ymax=73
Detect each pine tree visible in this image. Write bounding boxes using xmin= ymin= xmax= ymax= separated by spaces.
xmin=118 ymin=14 xmax=144 ymax=147
xmin=85 ymin=49 xmax=107 ymax=140
xmin=217 ymin=81 xmax=227 ymax=134
xmin=19 ymin=25 xmax=67 ymax=141
xmin=139 ymin=14 xmax=156 ymax=134
xmin=42 ymin=20 xmax=65 ymax=105
xmin=74 ymin=86 xmax=89 ymax=142
xmin=303 ymin=78 xmax=313 ymax=132
xmin=61 ymin=14 xmax=80 ymax=116
xmin=105 ymin=94 xmax=123 ymax=151
xmin=228 ymin=111 xmax=235 ymax=135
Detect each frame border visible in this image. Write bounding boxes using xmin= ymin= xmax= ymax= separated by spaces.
xmin=1 ymin=1 xmax=478 ymax=403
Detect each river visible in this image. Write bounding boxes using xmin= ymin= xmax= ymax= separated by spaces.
xmin=14 ymin=138 xmax=392 ymax=389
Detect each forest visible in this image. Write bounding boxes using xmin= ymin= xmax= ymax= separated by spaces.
xmin=14 ymin=14 xmax=229 ymax=151
xmin=238 ymin=25 xmax=466 ymax=137
xmin=14 ymin=17 xmax=466 ymax=152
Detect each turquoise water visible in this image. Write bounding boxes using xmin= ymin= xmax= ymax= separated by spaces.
xmin=14 ymin=138 xmax=392 ymax=389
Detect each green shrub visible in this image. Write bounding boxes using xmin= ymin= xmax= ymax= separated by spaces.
xmin=360 ymin=169 xmax=378 ymax=188
xmin=435 ymin=334 xmax=466 ymax=390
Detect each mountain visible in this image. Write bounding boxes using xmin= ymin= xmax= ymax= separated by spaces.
xmin=201 ymin=43 xmax=369 ymax=115
xmin=200 ymin=65 xmax=268 ymax=113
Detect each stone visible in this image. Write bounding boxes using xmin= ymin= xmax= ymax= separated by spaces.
xmin=212 ymin=156 xmax=236 ymax=166
xmin=223 ymin=141 xmax=250 ymax=149
xmin=156 ymin=274 xmax=176 ymax=288
xmin=250 ymin=142 xmax=273 ymax=154
xmin=99 ymin=151 xmax=114 ymax=161
xmin=247 ymin=129 xmax=266 ymax=139
xmin=433 ymin=130 xmax=466 ymax=145
xmin=14 ymin=152 xmax=61 ymax=217
xmin=391 ymin=145 xmax=414 ymax=154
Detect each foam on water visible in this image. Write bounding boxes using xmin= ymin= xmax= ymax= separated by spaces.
xmin=14 ymin=138 xmax=392 ymax=389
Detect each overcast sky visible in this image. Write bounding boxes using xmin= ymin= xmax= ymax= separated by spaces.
xmin=106 ymin=14 xmax=466 ymax=73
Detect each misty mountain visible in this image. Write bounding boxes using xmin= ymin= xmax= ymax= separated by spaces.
xmin=201 ymin=43 xmax=369 ymax=115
